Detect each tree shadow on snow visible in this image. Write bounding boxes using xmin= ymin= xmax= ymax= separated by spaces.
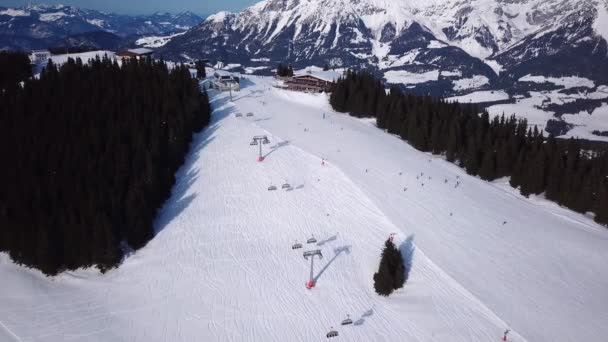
xmin=154 ymin=91 xmax=235 ymax=235
xmin=399 ymin=235 xmax=415 ymax=283
xmin=313 ymin=245 xmax=351 ymax=283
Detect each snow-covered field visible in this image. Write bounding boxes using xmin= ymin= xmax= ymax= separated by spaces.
xmin=452 ymin=75 xmax=489 ymax=91
xmin=384 ymin=69 xmax=439 ymax=85
xmin=446 ymin=90 xmax=509 ymax=103
xmin=48 ymin=50 xmax=116 ymax=65
xmin=136 ymin=32 xmax=186 ymax=48
xmin=2 ymin=75 xmax=608 ymax=342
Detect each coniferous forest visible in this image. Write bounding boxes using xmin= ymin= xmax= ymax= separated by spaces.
xmin=0 ymin=54 xmax=211 ymax=275
xmin=276 ymin=63 xmax=294 ymax=77
xmin=330 ymin=71 xmax=608 ymax=227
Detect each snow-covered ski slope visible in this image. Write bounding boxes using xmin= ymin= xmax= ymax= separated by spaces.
xmin=1 ymin=76 xmax=608 ymax=342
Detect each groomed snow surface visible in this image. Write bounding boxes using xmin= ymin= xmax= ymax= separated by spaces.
xmin=2 ymin=75 xmax=608 ymax=342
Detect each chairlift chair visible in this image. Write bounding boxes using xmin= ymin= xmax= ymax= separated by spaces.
xmin=292 ymin=241 xmax=302 ymax=250
xmin=246 ymin=112 xmax=254 ymax=117
xmin=250 ymin=141 xmax=257 ymax=146
xmin=341 ymin=315 xmax=353 ymax=325
xmin=263 ymin=138 xmax=270 ymax=144
xmin=307 ymin=236 xmax=317 ymax=244
xmin=282 ymin=183 xmax=291 ymax=189
xmin=326 ymin=328 xmax=339 ymax=338
xmin=268 ymin=185 xmax=277 ymax=191
xmin=235 ymin=113 xmax=243 ymax=117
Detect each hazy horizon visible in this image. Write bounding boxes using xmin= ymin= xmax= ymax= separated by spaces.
xmin=1 ymin=0 xmax=260 ymax=16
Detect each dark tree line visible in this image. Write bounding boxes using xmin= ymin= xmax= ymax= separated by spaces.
xmin=373 ymin=238 xmax=406 ymax=296
xmin=331 ymin=70 xmax=608 ymax=227
xmin=0 ymin=51 xmax=32 ymax=91
xmin=0 ymin=54 xmax=211 ymax=275
xmin=276 ymin=63 xmax=294 ymax=77
xmin=195 ymin=60 xmax=207 ymax=79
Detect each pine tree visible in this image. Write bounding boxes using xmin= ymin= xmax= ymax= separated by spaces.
xmin=373 ymin=238 xmax=406 ymax=296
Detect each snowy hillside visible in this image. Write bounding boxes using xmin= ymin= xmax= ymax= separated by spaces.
xmin=2 ymin=75 xmax=608 ymax=341
xmin=155 ymin=0 xmax=608 ymax=140
xmin=0 ymin=4 xmax=202 ymax=51
xmin=161 ymin=0 xmax=606 ymax=79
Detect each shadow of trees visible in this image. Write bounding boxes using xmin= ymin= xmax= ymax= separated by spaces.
xmin=399 ymin=235 xmax=415 ymax=283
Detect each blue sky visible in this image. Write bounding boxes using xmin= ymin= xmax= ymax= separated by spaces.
xmin=2 ymin=0 xmax=259 ymax=15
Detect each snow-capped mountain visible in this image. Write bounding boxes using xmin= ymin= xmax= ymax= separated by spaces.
xmin=157 ymin=0 xmax=608 ymax=140
xmin=0 ymin=5 xmax=202 ymax=51
xmin=160 ymin=0 xmax=607 ymax=91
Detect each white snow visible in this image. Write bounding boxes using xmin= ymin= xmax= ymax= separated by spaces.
xmin=381 ymin=50 xmax=420 ymax=69
xmin=49 ymin=50 xmax=116 ymax=66
xmin=427 ymin=40 xmax=446 ymax=49
xmin=136 ymin=32 xmax=186 ymax=48
xmin=487 ymin=92 xmax=553 ymax=128
xmin=485 ymin=60 xmax=503 ymax=75
xmin=486 ymin=86 xmax=608 ymax=136
xmin=441 ymin=70 xmax=462 ymax=77
xmin=593 ymin=2 xmax=608 ymax=42
xmin=86 ymin=18 xmax=105 ymax=27
xmin=447 ymin=90 xmax=510 ymax=103
xmin=0 ymin=9 xmax=29 ymax=17
xmin=206 ymin=11 xmax=232 ymax=23
xmin=384 ymin=69 xmax=439 ymax=84
xmin=294 ymin=66 xmax=344 ymax=82
xmin=39 ymin=12 xmax=69 ymax=22
xmin=244 ymin=66 xmax=269 ymax=74
xmin=560 ymin=102 xmax=608 ymax=142
xmin=452 ymin=75 xmax=490 ymax=91
xmin=519 ymin=74 xmax=596 ymax=89
xmin=2 ymin=74 xmax=608 ymax=342
xmin=222 ymin=63 xmax=242 ymax=70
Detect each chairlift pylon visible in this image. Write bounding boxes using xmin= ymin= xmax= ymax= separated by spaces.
xmin=341 ymin=315 xmax=353 ymax=326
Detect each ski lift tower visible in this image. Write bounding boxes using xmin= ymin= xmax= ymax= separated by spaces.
xmin=250 ymin=135 xmax=270 ymax=162
xmin=303 ymin=250 xmax=323 ymax=289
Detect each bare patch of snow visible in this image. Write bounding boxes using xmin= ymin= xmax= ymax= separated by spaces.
xmin=384 ymin=69 xmax=439 ymax=84
xmin=86 ymin=19 xmax=105 ymax=27
xmin=519 ymin=75 xmax=595 ymax=88
xmin=427 ymin=40 xmax=446 ymax=49
xmin=0 ymin=9 xmax=29 ymax=16
xmin=452 ymin=75 xmax=490 ymax=91
xmin=447 ymin=90 xmax=509 ymax=103
xmin=39 ymin=12 xmax=68 ymax=22
xmin=136 ymin=32 xmax=186 ymax=48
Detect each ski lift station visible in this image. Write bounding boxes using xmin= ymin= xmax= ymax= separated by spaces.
xmin=212 ymin=70 xmax=240 ymax=91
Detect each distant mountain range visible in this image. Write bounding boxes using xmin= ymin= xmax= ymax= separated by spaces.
xmin=160 ymin=0 xmax=608 ymax=87
xmin=157 ymin=0 xmax=608 ymax=141
xmin=0 ymin=4 xmax=203 ymax=51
